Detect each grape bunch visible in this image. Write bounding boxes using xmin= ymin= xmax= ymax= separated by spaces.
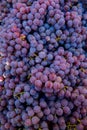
xmin=0 ymin=0 xmax=87 ymax=130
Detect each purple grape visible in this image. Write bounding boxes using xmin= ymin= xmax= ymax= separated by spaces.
xmin=0 ymin=0 xmax=87 ymax=129
xmin=32 ymin=116 xmax=40 ymax=125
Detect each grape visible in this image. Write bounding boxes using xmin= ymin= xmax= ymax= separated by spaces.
xmin=63 ymin=106 xmax=71 ymax=115
xmin=47 ymin=114 xmax=53 ymax=121
xmin=28 ymin=109 xmax=34 ymax=117
xmin=44 ymin=108 xmax=50 ymax=115
xmin=76 ymin=124 xmax=84 ymax=130
xmin=0 ymin=0 xmax=87 ymax=129
xmin=58 ymin=117 xmax=65 ymax=125
xmin=26 ymin=97 xmax=34 ymax=105
xmin=32 ymin=116 xmax=40 ymax=125
xmin=34 ymin=106 xmax=41 ymax=113
xmin=37 ymin=111 xmax=43 ymax=118
xmin=41 ymin=121 xmax=48 ymax=128
xmin=56 ymin=108 xmax=63 ymax=116
xmin=35 ymin=80 xmax=42 ymax=89
xmin=45 ymin=81 xmax=53 ymax=89
xmin=24 ymin=119 xmax=32 ymax=127
xmin=4 ymin=123 xmax=11 ymax=129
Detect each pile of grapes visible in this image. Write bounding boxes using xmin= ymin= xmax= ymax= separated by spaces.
xmin=0 ymin=0 xmax=87 ymax=130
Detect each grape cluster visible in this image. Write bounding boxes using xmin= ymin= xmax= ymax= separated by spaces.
xmin=0 ymin=0 xmax=87 ymax=130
